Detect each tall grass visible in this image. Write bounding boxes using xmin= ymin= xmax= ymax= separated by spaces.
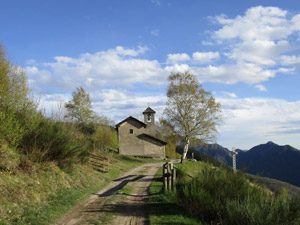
xmin=176 ymin=167 xmax=300 ymax=225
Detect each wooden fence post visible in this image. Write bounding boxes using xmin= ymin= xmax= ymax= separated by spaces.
xmin=171 ymin=165 xmax=176 ymax=191
xmin=168 ymin=163 xmax=173 ymax=190
xmin=163 ymin=162 xmax=168 ymax=191
xmin=163 ymin=162 xmax=176 ymax=191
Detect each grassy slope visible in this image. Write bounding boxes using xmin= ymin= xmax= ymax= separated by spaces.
xmin=147 ymin=165 xmax=207 ymax=225
xmin=147 ymin=160 xmax=300 ymax=225
xmin=4 ymin=155 xmax=293 ymax=225
xmin=0 ymin=154 xmax=152 ymax=225
xmin=156 ymin=160 xmax=300 ymax=225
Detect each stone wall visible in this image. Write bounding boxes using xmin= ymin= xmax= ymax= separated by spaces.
xmin=142 ymin=138 xmax=165 ymax=159
xmin=118 ymin=119 xmax=165 ymax=159
xmin=118 ymin=119 xmax=146 ymax=156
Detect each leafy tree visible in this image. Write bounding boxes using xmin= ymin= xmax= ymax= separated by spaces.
xmin=0 ymin=44 xmax=36 ymax=147
xmin=65 ymin=86 xmax=96 ymax=133
xmin=164 ymin=71 xmax=222 ymax=163
xmin=0 ymin=45 xmax=31 ymax=111
xmin=156 ymin=119 xmax=181 ymax=159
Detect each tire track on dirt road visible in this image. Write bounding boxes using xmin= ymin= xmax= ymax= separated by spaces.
xmin=55 ymin=162 xmax=163 ymax=225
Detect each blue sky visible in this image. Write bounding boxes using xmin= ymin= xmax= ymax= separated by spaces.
xmin=1 ymin=0 xmax=300 ymax=149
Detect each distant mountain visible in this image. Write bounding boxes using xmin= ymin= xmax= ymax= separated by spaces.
xmin=176 ymin=146 xmax=229 ymax=168
xmin=193 ymin=143 xmax=232 ymax=165
xmin=192 ymin=141 xmax=300 ymax=187
xmin=237 ymin=141 xmax=300 ymax=187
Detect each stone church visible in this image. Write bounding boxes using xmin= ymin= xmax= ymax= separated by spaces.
xmin=116 ymin=107 xmax=166 ymax=159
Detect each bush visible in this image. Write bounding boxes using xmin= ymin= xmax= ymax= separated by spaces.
xmin=175 ymin=167 xmax=300 ymax=225
xmin=0 ymin=110 xmax=25 ymax=148
xmin=19 ymin=115 xmax=89 ymax=167
xmin=92 ymin=124 xmax=119 ymax=152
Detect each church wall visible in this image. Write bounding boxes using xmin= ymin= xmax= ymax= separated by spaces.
xmin=118 ymin=120 xmax=146 ymax=156
xmin=143 ymin=140 xmax=165 ymax=159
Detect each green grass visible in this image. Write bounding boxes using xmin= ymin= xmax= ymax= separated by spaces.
xmin=174 ymin=160 xmax=209 ymax=177
xmin=174 ymin=161 xmax=300 ymax=225
xmin=0 ymin=154 xmax=156 ymax=225
xmin=147 ymin=167 xmax=205 ymax=225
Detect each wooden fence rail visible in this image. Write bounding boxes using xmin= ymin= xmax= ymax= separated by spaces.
xmin=88 ymin=153 xmax=109 ymax=173
xmin=163 ymin=162 xmax=196 ymax=191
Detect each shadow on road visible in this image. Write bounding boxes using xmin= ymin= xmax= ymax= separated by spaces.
xmin=94 ymin=175 xmax=146 ymax=197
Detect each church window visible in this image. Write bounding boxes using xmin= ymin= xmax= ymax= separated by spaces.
xmin=129 ymin=129 xmax=133 ymax=134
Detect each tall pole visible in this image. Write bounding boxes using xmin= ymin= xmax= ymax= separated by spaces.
xmin=232 ymin=147 xmax=238 ymax=173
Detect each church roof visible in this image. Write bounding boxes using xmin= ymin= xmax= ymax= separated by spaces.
xmin=115 ymin=116 xmax=146 ymax=128
xmin=143 ymin=107 xmax=156 ymax=114
xmin=137 ymin=133 xmax=167 ymax=146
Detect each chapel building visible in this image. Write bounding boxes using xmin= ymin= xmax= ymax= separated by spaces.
xmin=116 ymin=107 xmax=166 ymax=159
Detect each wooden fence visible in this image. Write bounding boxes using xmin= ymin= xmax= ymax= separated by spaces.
xmin=163 ymin=162 xmax=176 ymax=191
xmin=162 ymin=162 xmax=195 ymax=191
xmin=88 ymin=153 xmax=109 ymax=173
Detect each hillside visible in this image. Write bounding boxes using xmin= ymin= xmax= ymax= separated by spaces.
xmin=0 ymin=154 xmax=152 ymax=225
xmin=192 ymin=141 xmax=300 ymax=187
xmin=237 ymin=141 xmax=300 ymax=187
xmin=193 ymin=143 xmax=232 ymax=165
xmin=172 ymin=160 xmax=300 ymax=225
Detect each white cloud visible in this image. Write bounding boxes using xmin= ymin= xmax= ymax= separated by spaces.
xmin=192 ymin=62 xmax=275 ymax=84
xmin=292 ymin=14 xmax=300 ymax=31
xmin=165 ymin=63 xmax=190 ymax=73
xmin=165 ymin=61 xmax=276 ymax=84
xmin=215 ymin=6 xmax=290 ymax=41
xmin=255 ymin=84 xmax=267 ymax=92
xmin=218 ymin=97 xmax=300 ymax=149
xmin=151 ymin=29 xmax=159 ymax=36
xmin=115 ymin=45 xmax=149 ymax=56
xmin=166 ymin=53 xmax=191 ymax=64
xmin=163 ymin=6 xmax=300 ymax=85
xmin=26 ymin=46 xmax=167 ymax=94
xmin=93 ymin=92 xmax=167 ymax=122
xmin=213 ymin=6 xmax=298 ymax=68
xmin=39 ymin=88 xmax=167 ymax=123
xmin=215 ymin=6 xmax=295 ymax=65
xmin=151 ymin=0 xmax=161 ymax=6
xmin=25 ymin=59 xmax=37 ymax=65
xmin=192 ymin=51 xmax=220 ymax=64
xmin=281 ymin=55 xmax=300 ymax=66
xmin=222 ymin=92 xmax=237 ymax=98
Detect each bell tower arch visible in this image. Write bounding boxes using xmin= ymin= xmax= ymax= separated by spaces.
xmin=143 ymin=107 xmax=156 ymax=136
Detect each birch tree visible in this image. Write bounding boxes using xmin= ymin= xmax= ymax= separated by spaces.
xmin=164 ymin=71 xmax=221 ymax=163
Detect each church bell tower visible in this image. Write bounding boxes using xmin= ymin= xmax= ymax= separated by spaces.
xmin=143 ymin=107 xmax=156 ymax=136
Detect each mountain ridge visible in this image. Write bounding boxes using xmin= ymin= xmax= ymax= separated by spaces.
xmin=194 ymin=141 xmax=300 ymax=187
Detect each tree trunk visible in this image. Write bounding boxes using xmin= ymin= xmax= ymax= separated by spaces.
xmin=180 ymin=139 xmax=190 ymax=163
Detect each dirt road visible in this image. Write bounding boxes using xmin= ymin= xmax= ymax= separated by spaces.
xmin=55 ymin=162 xmax=163 ymax=225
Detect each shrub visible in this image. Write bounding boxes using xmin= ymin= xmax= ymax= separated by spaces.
xmin=19 ymin=115 xmax=89 ymax=167
xmin=92 ymin=124 xmax=119 ymax=152
xmin=175 ymin=167 xmax=300 ymax=225
xmin=0 ymin=110 xmax=25 ymax=148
